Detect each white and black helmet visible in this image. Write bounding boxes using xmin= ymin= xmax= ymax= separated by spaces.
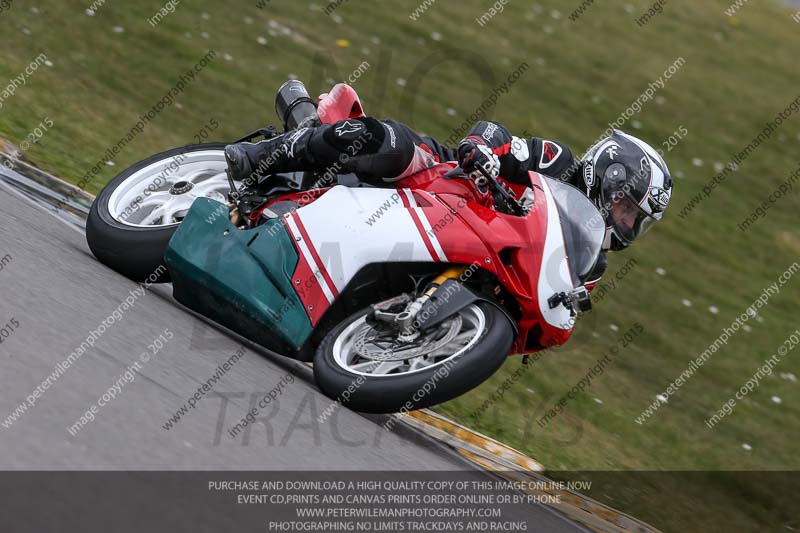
xmin=581 ymin=130 xmax=673 ymax=251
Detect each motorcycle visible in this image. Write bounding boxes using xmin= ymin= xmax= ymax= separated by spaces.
xmin=86 ymin=81 xmax=604 ymax=413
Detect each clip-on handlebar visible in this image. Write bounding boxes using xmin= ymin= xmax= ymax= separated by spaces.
xmin=445 ymin=165 xmax=527 ymax=216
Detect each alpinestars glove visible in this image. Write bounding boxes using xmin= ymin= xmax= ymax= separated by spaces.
xmin=457 ymin=136 xmax=501 ymax=180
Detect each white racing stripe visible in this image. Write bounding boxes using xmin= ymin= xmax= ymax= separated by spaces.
xmin=284 ymin=214 xmax=336 ymax=304
xmin=294 ymin=186 xmax=435 ymax=292
xmin=400 ymin=189 xmax=448 ymax=262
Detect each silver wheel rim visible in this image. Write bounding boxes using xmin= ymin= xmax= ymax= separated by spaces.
xmin=331 ymin=304 xmax=487 ymax=378
xmin=107 ymin=149 xmax=239 ymax=228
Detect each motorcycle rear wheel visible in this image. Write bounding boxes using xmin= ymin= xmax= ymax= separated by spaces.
xmin=313 ymin=301 xmax=514 ymax=414
xmin=86 ymin=143 xmax=236 ymax=282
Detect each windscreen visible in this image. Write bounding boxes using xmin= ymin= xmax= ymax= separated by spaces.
xmin=545 ymin=177 xmax=606 ymax=286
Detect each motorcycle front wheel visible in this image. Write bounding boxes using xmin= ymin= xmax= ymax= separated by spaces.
xmin=313 ymin=301 xmax=514 ymax=414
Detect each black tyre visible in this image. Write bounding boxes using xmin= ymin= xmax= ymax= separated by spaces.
xmin=313 ymin=301 xmax=514 ymax=414
xmin=86 ymin=143 xmax=232 ymax=282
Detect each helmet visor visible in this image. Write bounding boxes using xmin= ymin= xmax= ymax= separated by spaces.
xmin=599 ymin=161 xmax=656 ymax=244
xmin=607 ymin=194 xmax=656 ymax=244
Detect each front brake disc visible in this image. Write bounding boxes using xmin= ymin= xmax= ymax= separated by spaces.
xmin=352 ymin=315 xmax=463 ymax=362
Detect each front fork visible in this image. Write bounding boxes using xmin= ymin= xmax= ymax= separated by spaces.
xmin=395 ymin=266 xmax=468 ymax=338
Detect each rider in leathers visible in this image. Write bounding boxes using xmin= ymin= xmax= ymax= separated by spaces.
xmin=224 ymin=87 xmax=673 ymax=286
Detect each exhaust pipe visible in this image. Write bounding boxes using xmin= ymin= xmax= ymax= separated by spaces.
xmin=275 ymin=80 xmax=320 ymax=131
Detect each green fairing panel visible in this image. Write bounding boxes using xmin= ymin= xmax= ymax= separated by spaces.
xmin=164 ymin=198 xmax=312 ymax=352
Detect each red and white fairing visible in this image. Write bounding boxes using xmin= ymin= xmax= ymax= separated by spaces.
xmin=279 ymin=166 xmax=577 ymax=355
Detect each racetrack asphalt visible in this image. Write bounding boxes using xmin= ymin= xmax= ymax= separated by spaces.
xmin=0 ymin=170 xmax=589 ymax=533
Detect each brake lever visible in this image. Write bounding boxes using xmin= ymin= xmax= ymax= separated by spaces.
xmin=233 ymin=125 xmax=280 ymax=144
xmin=443 ymin=166 xmax=469 ymax=179
xmin=475 ymin=165 xmax=527 ymax=216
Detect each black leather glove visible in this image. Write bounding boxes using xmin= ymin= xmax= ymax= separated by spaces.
xmin=457 ymin=136 xmax=500 ymax=179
